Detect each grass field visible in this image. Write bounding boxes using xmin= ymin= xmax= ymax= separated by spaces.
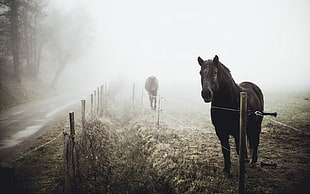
xmin=11 ymin=88 xmax=310 ymax=193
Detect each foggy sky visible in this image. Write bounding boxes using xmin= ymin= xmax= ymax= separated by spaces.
xmin=54 ymin=0 xmax=310 ymax=92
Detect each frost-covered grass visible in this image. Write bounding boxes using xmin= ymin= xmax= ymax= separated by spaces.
xmin=12 ymin=90 xmax=310 ymax=193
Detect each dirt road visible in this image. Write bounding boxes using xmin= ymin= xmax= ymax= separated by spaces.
xmin=0 ymin=91 xmax=88 ymax=164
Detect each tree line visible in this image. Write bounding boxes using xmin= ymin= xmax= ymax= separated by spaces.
xmin=0 ymin=0 xmax=90 ymax=85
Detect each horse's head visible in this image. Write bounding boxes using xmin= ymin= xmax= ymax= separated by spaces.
xmin=198 ymin=55 xmax=220 ymax=103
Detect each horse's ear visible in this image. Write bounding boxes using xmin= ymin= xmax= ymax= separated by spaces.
xmin=198 ymin=56 xmax=204 ymax=66
xmin=213 ymin=55 xmax=219 ymax=65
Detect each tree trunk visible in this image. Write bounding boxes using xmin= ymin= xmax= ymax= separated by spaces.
xmin=23 ymin=16 xmax=32 ymax=76
xmin=34 ymin=41 xmax=45 ymax=76
xmin=10 ymin=0 xmax=21 ymax=82
xmin=51 ymin=52 xmax=71 ymax=87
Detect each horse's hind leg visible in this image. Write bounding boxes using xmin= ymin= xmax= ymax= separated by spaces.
xmin=234 ymin=136 xmax=249 ymax=162
xmin=248 ymin=129 xmax=260 ymax=164
xmin=250 ymin=138 xmax=259 ymax=164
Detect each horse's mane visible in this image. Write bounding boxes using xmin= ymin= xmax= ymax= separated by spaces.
xmin=218 ymin=62 xmax=231 ymax=74
xmin=218 ymin=62 xmax=233 ymax=80
xmin=205 ymin=59 xmax=234 ymax=81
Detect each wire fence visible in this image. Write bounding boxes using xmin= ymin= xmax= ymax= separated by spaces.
xmin=15 ymin=130 xmax=64 ymax=162
xmin=13 ymin=82 xmax=307 ymax=164
xmin=9 ymin=82 xmax=308 ymax=194
xmin=210 ymin=105 xmax=305 ymax=135
xmin=262 ymin=116 xmax=305 ymax=135
xmin=144 ymin=92 xmax=308 ymax=156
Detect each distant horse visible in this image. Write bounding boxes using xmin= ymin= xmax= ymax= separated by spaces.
xmin=145 ymin=76 xmax=159 ymax=110
xmin=198 ymin=55 xmax=264 ymax=174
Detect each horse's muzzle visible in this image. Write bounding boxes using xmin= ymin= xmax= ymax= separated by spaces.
xmin=201 ymin=89 xmax=213 ymax=103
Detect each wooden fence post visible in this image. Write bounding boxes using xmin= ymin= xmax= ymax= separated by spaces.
xmin=239 ymin=92 xmax=247 ymax=194
xmin=132 ymin=83 xmax=135 ymax=103
xmin=97 ymin=87 xmax=100 ymax=114
xmin=64 ymin=112 xmax=77 ymax=193
xmin=69 ymin=111 xmax=75 ymax=136
xmin=81 ymin=100 xmax=86 ymax=140
xmin=63 ymin=131 xmax=69 ymax=193
xmin=157 ymin=95 xmax=160 ymax=129
xmin=91 ymin=94 xmax=94 ymax=116
xmin=81 ymin=100 xmax=86 ymax=129
xmin=69 ymin=112 xmax=77 ymax=193
xmin=100 ymin=85 xmax=104 ymax=114
xmin=94 ymin=90 xmax=97 ymax=115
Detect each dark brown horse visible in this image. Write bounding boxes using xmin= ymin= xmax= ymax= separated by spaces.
xmin=145 ymin=76 xmax=159 ymax=110
xmin=198 ymin=55 xmax=264 ymax=174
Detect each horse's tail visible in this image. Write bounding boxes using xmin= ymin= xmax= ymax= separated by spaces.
xmin=250 ymin=84 xmax=264 ymax=107
xmin=254 ymin=86 xmax=263 ymax=103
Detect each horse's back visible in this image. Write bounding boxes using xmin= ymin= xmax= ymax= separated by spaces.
xmin=239 ymin=82 xmax=264 ymax=112
xmin=145 ymin=76 xmax=159 ymax=93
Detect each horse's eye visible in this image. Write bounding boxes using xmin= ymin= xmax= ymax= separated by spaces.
xmin=213 ymin=70 xmax=218 ymax=79
xmin=200 ymin=68 xmax=208 ymax=76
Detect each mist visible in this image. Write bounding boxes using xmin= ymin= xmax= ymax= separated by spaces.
xmin=49 ymin=0 xmax=310 ymax=96
xmin=1 ymin=1 xmax=310 ymax=192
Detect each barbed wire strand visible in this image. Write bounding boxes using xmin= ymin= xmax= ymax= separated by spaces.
xmin=261 ymin=115 xmax=305 ymax=135
xmin=148 ymin=96 xmax=233 ymax=153
xmin=211 ymin=106 xmax=306 ymax=135
xmin=15 ymin=130 xmax=64 ymax=162
xmin=150 ymin=94 xmax=308 ymax=150
xmin=211 ymin=106 xmax=240 ymax=113
xmin=92 ymin=90 xmax=306 ymax=158
xmin=162 ymin=107 xmax=233 ymax=154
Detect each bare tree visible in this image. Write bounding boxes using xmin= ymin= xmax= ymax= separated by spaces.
xmin=9 ymin=0 xmax=20 ymax=82
xmin=19 ymin=0 xmax=49 ymax=77
xmin=0 ymin=0 xmax=50 ymax=80
xmin=0 ymin=0 xmax=92 ymax=86
xmin=45 ymin=8 xmax=92 ymax=87
xmin=0 ymin=1 xmax=11 ymax=62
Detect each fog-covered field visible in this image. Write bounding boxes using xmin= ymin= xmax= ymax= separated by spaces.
xmin=13 ymin=84 xmax=310 ymax=193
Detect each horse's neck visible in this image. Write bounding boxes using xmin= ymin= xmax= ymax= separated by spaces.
xmin=213 ymin=76 xmax=240 ymax=108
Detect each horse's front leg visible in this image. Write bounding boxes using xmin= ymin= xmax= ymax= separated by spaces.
xmin=218 ymin=134 xmax=231 ymax=174
xmin=154 ymin=97 xmax=157 ymax=110
xmin=149 ymin=95 xmax=153 ymax=109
